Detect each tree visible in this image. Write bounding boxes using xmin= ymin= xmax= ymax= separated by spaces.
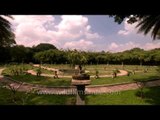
xmin=110 ymin=15 xmax=160 ymax=40
xmin=0 ymin=15 xmax=16 ymax=63
xmin=34 ymin=51 xmax=45 ymax=64
xmin=105 ymin=52 xmax=112 ymax=65
xmin=134 ymin=79 xmax=147 ymax=99
xmin=153 ymin=51 xmax=160 ymax=65
xmin=0 ymin=15 xmax=16 ymax=47
xmin=10 ymin=45 xmax=28 ymax=63
xmin=32 ymin=43 xmax=57 ymax=52
xmin=67 ymin=50 xmax=88 ymax=68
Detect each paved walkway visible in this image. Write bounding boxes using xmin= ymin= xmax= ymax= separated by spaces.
xmin=1 ymin=68 xmax=160 ymax=95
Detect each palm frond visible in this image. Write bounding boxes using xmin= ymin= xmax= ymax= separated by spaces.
xmin=136 ymin=15 xmax=160 ymax=40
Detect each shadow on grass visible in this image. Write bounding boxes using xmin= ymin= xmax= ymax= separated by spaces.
xmin=29 ymin=94 xmax=76 ymax=105
xmin=138 ymin=86 xmax=160 ymax=105
xmin=134 ymin=75 xmax=160 ymax=105
xmin=133 ymin=75 xmax=160 ymax=82
xmin=0 ymin=86 xmax=76 ymax=105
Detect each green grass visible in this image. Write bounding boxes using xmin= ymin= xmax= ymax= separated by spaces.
xmin=92 ymin=72 xmax=160 ymax=85
xmin=90 ymin=71 xmax=160 ymax=85
xmin=43 ymin=64 xmax=71 ymax=69
xmin=86 ymin=86 xmax=160 ymax=105
xmin=1 ymin=85 xmax=160 ymax=105
xmin=32 ymin=67 xmax=54 ymax=74
xmin=1 ymin=64 xmax=34 ymax=75
xmin=10 ymin=74 xmax=71 ymax=86
xmin=0 ymin=87 xmax=75 ymax=105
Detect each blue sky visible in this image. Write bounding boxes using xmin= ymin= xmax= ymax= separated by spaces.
xmin=8 ymin=15 xmax=160 ymax=52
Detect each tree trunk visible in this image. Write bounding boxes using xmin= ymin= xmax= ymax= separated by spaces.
xmin=107 ymin=61 xmax=109 ymax=66
xmin=140 ymin=61 xmax=142 ymax=66
xmin=122 ymin=61 xmax=124 ymax=69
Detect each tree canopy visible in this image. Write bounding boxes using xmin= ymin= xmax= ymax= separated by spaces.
xmin=32 ymin=43 xmax=58 ymax=52
xmin=0 ymin=15 xmax=15 ymax=47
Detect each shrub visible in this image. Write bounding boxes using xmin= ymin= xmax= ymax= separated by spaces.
xmin=36 ymin=68 xmax=42 ymax=76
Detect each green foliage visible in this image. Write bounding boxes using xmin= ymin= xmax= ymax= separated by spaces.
xmin=0 ymin=15 xmax=16 ymax=47
xmin=2 ymin=44 xmax=160 ymax=66
xmin=2 ymin=64 xmax=32 ymax=76
xmin=94 ymin=69 xmax=99 ymax=79
xmin=5 ymin=65 xmax=27 ymax=76
xmin=33 ymin=43 xmax=57 ymax=52
xmin=36 ymin=67 xmax=42 ymax=77
xmin=127 ymin=71 xmax=132 ymax=76
xmin=112 ymin=69 xmax=120 ymax=74
xmin=112 ymin=69 xmax=119 ymax=78
xmin=67 ymin=50 xmax=88 ymax=67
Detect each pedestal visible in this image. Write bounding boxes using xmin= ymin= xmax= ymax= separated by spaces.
xmin=76 ymin=85 xmax=85 ymax=105
xmin=72 ymin=79 xmax=91 ymax=105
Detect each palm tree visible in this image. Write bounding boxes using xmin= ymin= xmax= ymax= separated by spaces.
xmin=136 ymin=15 xmax=160 ymax=40
xmin=0 ymin=15 xmax=15 ymax=47
xmin=111 ymin=15 xmax=160 ymax=40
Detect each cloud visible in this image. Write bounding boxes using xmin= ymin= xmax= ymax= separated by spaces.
xmin=9 ymin=15 xmax=59 ymax=47
xmin=118 ymin=18 xmax=138 ymax=36
xmin=143 ymin=42 xmax=160 ymax=50
xmin=9 ymin=15 xmax=101 ymax=50
xmin=63 ymin=39 xmax=95 ymax=51
xmin=107 ymin=41 xmax=139 ymax=52
xmin=107 ymin=41 xmax=160 ymax=52
xmin=55 ymin=15 xmax=101 ymax=40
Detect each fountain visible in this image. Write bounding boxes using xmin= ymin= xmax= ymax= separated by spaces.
xmin=71 ymin=65 xmax=91 ymax=105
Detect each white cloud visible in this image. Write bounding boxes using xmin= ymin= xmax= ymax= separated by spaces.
xmin=143 ymin=42 xmax=160 ymax=50
xmin=55 ymin=15 xmax=101 ymax=40
xmin=9 ymin=15 xmax=101 ymax=49
xmin=9 ymin=15 xmax=59 ymax=47
xmin=63 ymin=39 xmax=95 ymax=51
xmin=118 ymin=18 xmax=138 ymax=36
xmin=107 ymin=41 xmax=160 ymax=52
xmin=109 ymin=42 xmax=119 ymax=49
xmin=107 ymin=41 xmax=139 ymax=52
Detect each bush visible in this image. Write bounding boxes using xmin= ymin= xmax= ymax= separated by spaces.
xmin=36 ymin=68 xmax=42 ymax=76
xmin=8 ymin=66 xmax=28 ymax=76
xmin=127 ymin=71 xmax=132 ymax=76
xmin=112 ymin=69 xmax=120 ymax=78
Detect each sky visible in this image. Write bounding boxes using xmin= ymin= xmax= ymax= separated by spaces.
xmin=6 ymin=15 xmax=160 ymax=52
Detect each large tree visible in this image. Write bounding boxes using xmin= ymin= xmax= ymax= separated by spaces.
xmin=0 ymin=15 xmax=15 ymax=47
xmin=32 ymin=43 xmax=57 ymax=52
xmin=111 ymin=15 xmax=160 ymax=40
xmin=67 ymin=50 xmax=88 ymax=68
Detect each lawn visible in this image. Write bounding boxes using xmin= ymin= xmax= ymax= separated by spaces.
xmin=0 ymin=87 xmax=75 ymax=105
xmin=1 ymin=84 xmax=160 ymax=105
xmin=90 ymin=72 xmax=160 ymax=85
xmin=11 ymin=75 xmax=71 ymax=86
xmin=86 ymin=86 xmax=160 ymax=105
xmin=2 ymin=64 xmax=160 ymax=86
